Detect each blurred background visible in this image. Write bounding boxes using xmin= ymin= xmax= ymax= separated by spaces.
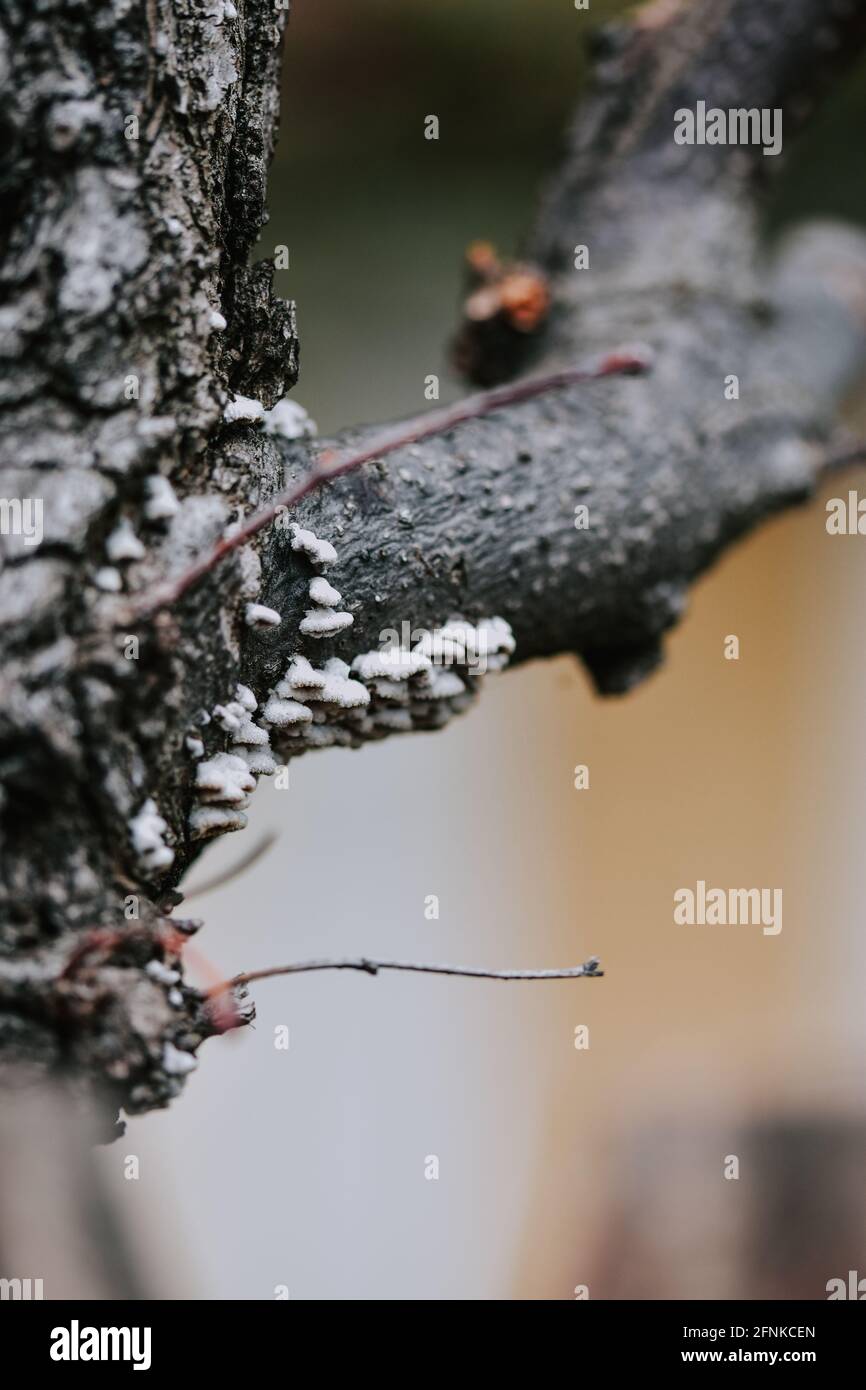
xmin=86 ymin=0 xmax=866 ymax=1298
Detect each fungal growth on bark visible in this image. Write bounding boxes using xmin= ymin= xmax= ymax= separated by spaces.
xmin=1 ymin=0 xmax=866 ymax=1135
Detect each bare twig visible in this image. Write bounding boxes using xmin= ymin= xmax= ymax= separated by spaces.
xmin=128 ymin=348 xmax=651 ymax=619
xmin=209 ymin=954 xmax=603 ymax=995
xmin=182 ymin=831 xmax=278 ymax=901
xmin=819 ymin=439 xmax=866 ymax=475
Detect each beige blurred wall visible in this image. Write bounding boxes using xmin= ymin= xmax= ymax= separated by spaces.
xmin=515 ymin=471 xmax=866 ymax=1297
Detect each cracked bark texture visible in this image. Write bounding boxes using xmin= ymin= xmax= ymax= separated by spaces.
xmin=1 ymin=0 xmax=865 ymax=1122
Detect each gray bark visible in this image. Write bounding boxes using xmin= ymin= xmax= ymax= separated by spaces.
xmin=1 ymin=0 xmax=865 ymax=1124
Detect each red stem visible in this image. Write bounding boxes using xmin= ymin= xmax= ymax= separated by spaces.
xmin=127 ymin=346 xmax=652 ymax=620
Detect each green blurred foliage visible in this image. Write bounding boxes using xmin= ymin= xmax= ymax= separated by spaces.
xmin=275 ymin=0 xmax=626 ymax=168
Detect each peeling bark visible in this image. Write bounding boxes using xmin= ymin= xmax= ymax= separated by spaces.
xmin=1 ymin=0 xmax=865 ymax=1121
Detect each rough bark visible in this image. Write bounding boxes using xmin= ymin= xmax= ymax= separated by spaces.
xmin=1 ymin=0 xmax=865 ymax=1123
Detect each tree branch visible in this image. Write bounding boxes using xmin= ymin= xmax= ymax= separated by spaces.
xmin=2 ymin=0 xmax=866 ymax=1119
xmin=128 ymin=348 xmax=652 ymax=617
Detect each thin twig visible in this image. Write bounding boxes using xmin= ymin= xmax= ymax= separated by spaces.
xmin=128 ymin=347 xmax=652 ymax=619
xmin=819 ymin=439 xmax=866 ymax=475
xmin=209 ymin=954 xmax=603 ymax=996
xmin=182 ymin=831 xmax=278 ymax=901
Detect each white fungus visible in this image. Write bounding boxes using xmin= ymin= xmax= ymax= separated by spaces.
xmin=288 ymin=524 xmax=337 ymax=568
xmin=245 ymin=602 xmax=282 ymax=629
xmin=326 ymin=678 xmax=369 ymax=709
xmin=129 ymin=799 xmax=174 ymax=873
xmin=213 ymin=701 xmax=247 ymax=734
xmin=144 ymin=474 xmax=180 ymax=521
xmin=236 ymin=747 xmax=277 ymax=776
xmin=189 ymin=687 xmax=277 ymax=841
xmin=371 ymin=677 xmax=411 ymax=704
xmin=231 ymin=719 xmax=270 ymax=747
xmin=263 ymin=399 xmax=317 ymax=440
xmin=413 ymin=621 xmax=474 ymax=664
xmin=427 ymin=669 xmax=466 ymax=700
xmin=308 ymin=576 xmax=342 ymax=607
xmin=351 ymin=648 xmax=430 ymax=682
xmin=281 ymin=653 xmax=326 ymax=692
xmin=146 ymin=960 xmax=181 ymax=986
xmin=185 ymin=735 xmax=205 ymax=758
xmin=94 ymin=566 xmax=122 ymax=592
xmin=189 ymin=804 xmax=249 ymax=840
xmin=374 ymin=708 xmax=415 ymax=733
xmin=262 ymin=697 xmax=313 ymax=727
xmin=223 ymin=394 xmax=266 ymax=425
xmin=195 ymin=752 xmax=256 ymax=804
xmin=209 ymin=309 xmax=228 ymax=330
xmin=315 ymin=660 xmax=370 ymax=709
xmin=299 ymin=607 xmax=354 ymax=638
xmin=187 ymin=600 xmax=513 ymax=842
xmin=162 ymin=1041 xmax=198 ymax=1075
xmin=296 ymin=724 xmax=340 ymax=748
xmin=106 ymin=518 xmax=146 ymax=563
xmin=477 ymin=615 xmax=516 ymax=655
xmin=260 ymin=616 xmax=513 ymax=761
xmin=333 ymin=617 xmax=516 ymax=742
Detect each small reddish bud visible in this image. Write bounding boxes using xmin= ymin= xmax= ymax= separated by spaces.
xmin=498 ymin=271 xmax=551 ymax=333
xmin=465 ymin=240 xmax=501 ymax=280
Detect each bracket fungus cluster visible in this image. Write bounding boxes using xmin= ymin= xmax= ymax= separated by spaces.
xmin=128 ymin=799 xmax=175 ymax=875
xmin=298 ymin=570 xmax=354 ymax=638
xmin=183 ymin=518 xmax=516 ymax=846
xmin=189 ymin=685 xmax=275 ymax=839
xmin=287 ymin=521 xmax=338 ymax=567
